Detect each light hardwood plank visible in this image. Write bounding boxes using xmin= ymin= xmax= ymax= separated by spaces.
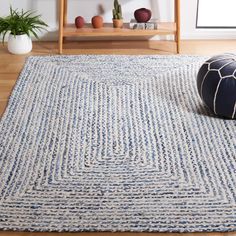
xmin=0 ymin=101 xmax=7 ymax=117
xmin=0 ymin=91 xmax=11 ymax=100
xmin=0 ymin=80 xmax=16 ymax=87
xmin=63 ymin=23 xmax=176 ymax=37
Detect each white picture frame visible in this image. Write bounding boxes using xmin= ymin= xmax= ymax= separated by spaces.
xmin=196 ymin=0 xmax=236 ymax=28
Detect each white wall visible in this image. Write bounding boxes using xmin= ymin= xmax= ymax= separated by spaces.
xmin=181 ymin=0 xmax=236 ymax=39
xmin=1 ymin=0 xmax=236 ymax=40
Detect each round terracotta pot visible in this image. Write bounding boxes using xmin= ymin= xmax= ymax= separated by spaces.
xmin=134 ymin=8 xmax=152 ymax=23
xmin=91 ymin=16 xmax=103 ymax=28
xmin=113 ymin=19 xmax=123 ymax=28
xmin=75 ymin=16 xmax=85 ymax=28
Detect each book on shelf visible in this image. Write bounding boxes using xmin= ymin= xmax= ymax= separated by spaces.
xmin=130 ymin=19 xmax=159 ymax=30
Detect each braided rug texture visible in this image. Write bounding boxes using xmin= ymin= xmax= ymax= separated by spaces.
xmin=0 ymin=55 xmax=236 ymax=232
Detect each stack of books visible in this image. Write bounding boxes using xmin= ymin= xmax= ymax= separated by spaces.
xmin=130 ymin=19 xmax=158 ymax=30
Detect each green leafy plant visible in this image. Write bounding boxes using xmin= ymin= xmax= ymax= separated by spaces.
xmin=0 ymin=6 xmax=48 ymax=44
xmin=113 ymin=0 xmax=123 ymax=20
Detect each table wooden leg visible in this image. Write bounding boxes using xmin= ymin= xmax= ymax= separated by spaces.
xmin=59 ymin=0 xmax=64 ymax=54
xmin=175 ymin=0 xmax=180 ymax=53
xmin=64 ymin=0 xmax=68 ymax=26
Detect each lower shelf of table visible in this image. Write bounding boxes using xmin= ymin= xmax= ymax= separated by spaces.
xmin=62 ymin=22 xmax=177 ymax=37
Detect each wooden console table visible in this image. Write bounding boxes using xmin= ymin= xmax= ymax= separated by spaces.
xmin=58 ymin=0 xmax=180 ymax=54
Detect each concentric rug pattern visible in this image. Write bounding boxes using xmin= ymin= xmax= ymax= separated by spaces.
xmin=0 ymin=55 xmax=236 ymax=232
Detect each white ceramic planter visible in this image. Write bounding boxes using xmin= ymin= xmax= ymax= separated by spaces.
xmin=7 ymin=34 xmax=32 ymax=55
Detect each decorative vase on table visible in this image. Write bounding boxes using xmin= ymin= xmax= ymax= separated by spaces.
xmin=91 ymin=15 xmax=104 ymax=28
xmin=8 ymin=34 xmax=32 ymax=54
xmin=75 ymin=16 xmax=85 ymax=28
xmin=134 ymin=8 xmax=152 ymax=23
xmin=112 ymin=0 xmax=123 ymax=28
xmin=0 ymin=6 xmax=48 ymax=55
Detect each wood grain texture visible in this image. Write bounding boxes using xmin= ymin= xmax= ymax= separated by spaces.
xmin=175 ymin=0 xmax=180 ymax=53
xmin=0 ymin=40 xmax=236 ymax=236
xmin=59 ymin=0 xmax=65 ymax=54
xmin=63 ymin=23 xmax=177 ymax=37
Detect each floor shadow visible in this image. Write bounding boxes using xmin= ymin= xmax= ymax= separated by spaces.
xmin=191 ymin=104 xmax=216 ymax=118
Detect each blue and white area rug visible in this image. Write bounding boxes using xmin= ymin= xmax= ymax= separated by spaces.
xmin=0 ymin=55 xmax=235 ymax=232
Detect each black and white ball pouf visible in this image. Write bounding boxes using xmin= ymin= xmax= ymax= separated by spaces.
xmin=197 ymin=54 xmax=236 ymax=119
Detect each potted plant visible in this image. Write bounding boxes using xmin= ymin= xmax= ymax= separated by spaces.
xmin=112 ymin=0 xmax=123 ymax=28
xmin=0 ymin=6 xmax=48 ymax=54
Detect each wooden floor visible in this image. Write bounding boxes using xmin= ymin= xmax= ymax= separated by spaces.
xmin=0 ymin=40 xmax=236 ymax=236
